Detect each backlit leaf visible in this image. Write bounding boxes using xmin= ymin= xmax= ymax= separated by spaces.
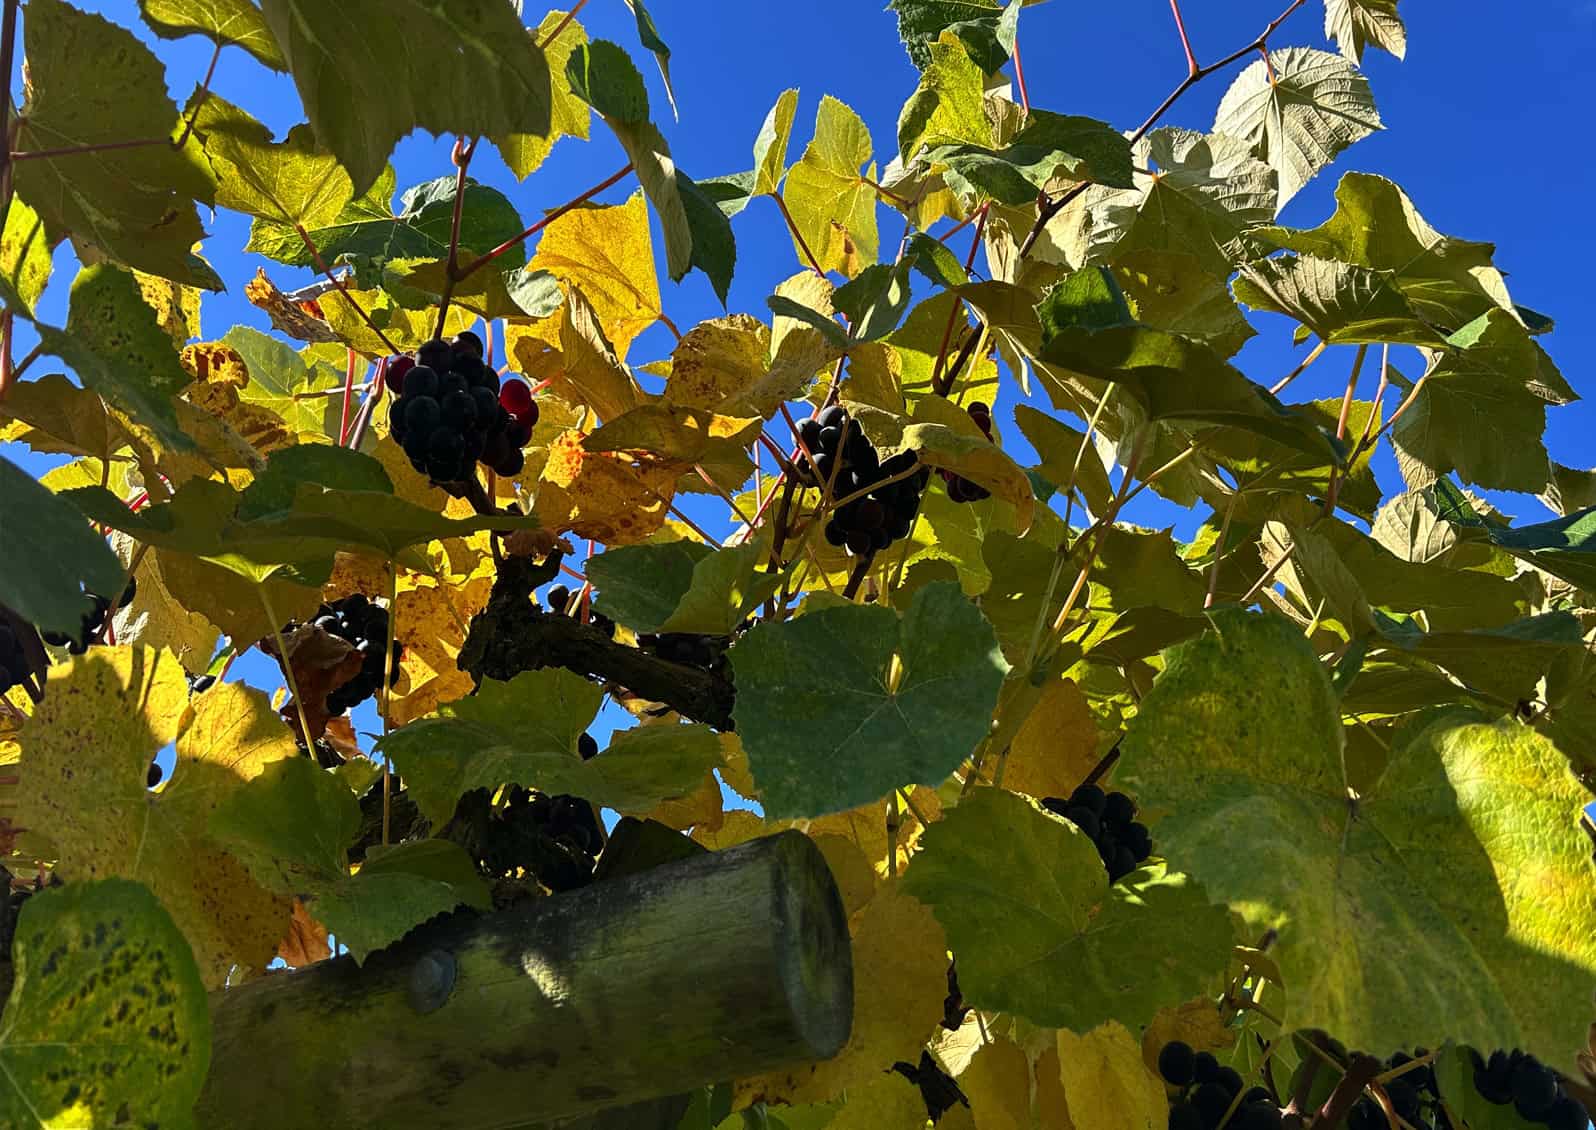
xmin=496 ymin=9 xmax=592 ymax=179
xmin=139 ymin=0 xmax=287 ymax=68
xmin=1324 ymin=0 xmax=1407 ymax=64
xmin=785 ymin=96 xmax=880 ymax=277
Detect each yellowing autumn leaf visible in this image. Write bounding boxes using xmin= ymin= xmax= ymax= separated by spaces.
xmin=110 ymin=534 xmax=221 ymax=672
xmin=1140 ymin=998 xmax=1235 ymax=1076
xmin=1055 ymin=1023 xmax=1168 ymax=1130
xmin=391 ymin=574 xmax=494 ymax=726
xmin=584 ymin=401 xmax=761 ymax=465
xmin=15 ymin=648 xmax=296 ymax=987
xmin=1004 ymin=677 xmax=1101 ymax=799
xmin=532 ymin=428 xmax=678 ymax=545
xmin=736 ymin=880 xmax=946 ymax=1105
xmin=960 ymin=1038 xmax=1034 ymax=1130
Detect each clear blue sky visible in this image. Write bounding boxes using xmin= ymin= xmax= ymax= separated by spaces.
xmin=10 ymin=0 xmax=1596 ymax=746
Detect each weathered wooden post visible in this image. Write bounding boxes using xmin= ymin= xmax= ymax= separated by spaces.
xmin=196 ymin=832 xmax=852 ymax=1129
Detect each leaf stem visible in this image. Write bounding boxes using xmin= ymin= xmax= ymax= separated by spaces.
xmin=1011 ymin=34 xmax=1032 ymax=114
xmin=258 ymin=585 xmax=317 ymax=756
xmin=1168 ymin=0 xmax=1200 ymax=75
xmin=1269 ymin=338 xmax=1328 ymax=395
xmin=9 ymin=136 xmax=169 ymax=162
xmin=539 ymin=0 xmax=589 ymax=49
xmin=294 ymin=224 xmax=401 ymax=354
xmin=1204 ymin=487 xmax=1241 ymax=609
xmin=173 ymin=40 xmax=223 ymax=150
xmin=859 ymin=174 xmax=911 ymax=206
xmin=455 ymin=162 xmax=634 ymax=281
xmin=337 ymin=348 xmax=359 ymax=444
xmin=0 ymin=310 xmax=12 ymax=403
xmin=772 ymin=190 xmax=826 ymax=277
xmin=434 ymin=136 xmax=480 ymax=338
xmin=381 ymin=562 xmax=399 ymax=846
xmin=1043 ymin=431 xmax=1148 ymax=648
xmin=0 ymin=0 xmax=20 ymax=231
xmin=1323 ymin=344 xmax=1367 ymax=517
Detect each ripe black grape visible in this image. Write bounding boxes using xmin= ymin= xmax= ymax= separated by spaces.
xmin=147 ymin=760 xmax=163 ymax=788
xmin=187 ymin=672 xmax=216 ymax=695
xmin=1168 ymin=1103 xmax=1204 ymax=1130
xmin=293 ymin=596 xmax=404 ymax=717
xmin=477 ymin=786 xmax=606 ymax=892
xmin=938 ymin=402 xmax=996 ymax=503
xmin=452 ymin=330 xmax=484 ymax=360
xmin=1215 ymin=1066 xmax=1244 ymax=1096
xmin=795 ymin=407 xmax=928 ymax=558
xmin=1191 ymin=1081 xmax=1233 ymax=1126
xmin=1230 ymin=1103 xmax=1282 ymax=1130
xmin=1192 ymin=1052 xmax=1220 ymax=1085
xmin=1042 ymin=786 xmax=1153 ymax=882
xmin=637 ymin=631 xmax=731 ymax=673
xmin=1510 ymin=1055 xmax=1558 ymax=1119
xmin=1385 ymin=1078 xmax=1421 ymax=1121
xmin=578 ymin=733 xmax=598 ymax=760
xmin=387 ymin=339 xmax=535 ymax=486
xmin=1473 ymin=1049 xmax=1515 ymax=1104
xmin=1544 ymin=1096 xmax=1588 ymax=1130
xmin=1158 ymin=1041 xmax=1197 ymax=1087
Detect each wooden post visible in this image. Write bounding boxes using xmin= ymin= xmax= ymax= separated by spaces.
xmin=196 ymin=832 xmax=852 ymax=1130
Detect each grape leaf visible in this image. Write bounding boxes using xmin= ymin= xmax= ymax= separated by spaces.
xmin=248 ymin=167 xmax=527 ymax=273
xmin=237 ymin=444 xmax=393 ymax=520
xmin=219 ymin=326 xmax=344 ymax=438
xmin=889 ymin=0 xmax=1006 ymax=70
xmin=785 ymin=96 xmax=880 ymax=277
xmin=258 ymin=0 xmax=553 ymax=196
xmin=139 ymin=0 xmax=288 ymax=69
xmin=754 ymin=89 xmax=801 ymax=196
xmin=0 ymin=453 xmax=124 ymax=635
xmin=0 ymin=195 xmax=53 ymax=315
xmin=377 ymin=668 xmax=720 ymax=827
xmin=583 ymin=402 xmax=761 ymax=466
xmin=0 ymin=880 xmax=211 ymax=1130
xmin=1324 ymin=0 xmax=1406 ymax=64
xmin=531 ymin=427 xmax=679 ymax=545
xmin=15 ymin=650 xmax=296 ymax=988
xmin=1253 ymin=173 xmax=1518 ymax=335
xmin=1013 ymin=404 xmax=1113 ymax=515
xmin=110 ymin=535 xmax=222 ymax=672
xmin=1054 ymin=1023 xmax=1169 ymax=1129
xmin=1113 ymin=249 xmax=1257 ymax=358
xmin=1213 ymin=47 xmax=1383 ymax=209
xmin=930 ymin=110 xmax=1134 ymax=206
xmin=1392 ymin=310 xmax=1560 ymax=492
xmin=495 ymin=9 xmax=592 ymax=179
xmin=1119 ymin=610 xmax=1596 ymax=1070
xmin=210 ymin=757 xmax=490 ymax=962
xmin=729 ymin=581 xmax=1007 ymax=818
xmin=1430 ymin=480 xmax=1596 ymax=593
xmin=904 ymin=788 xmax=1231 ymax=1031
xmin=620 ymin=0 xmax=676 ymax=116
xmin=36 ymin=263 xmax=198 ymax=453
xmin=1233 ymin=253 xmax=1445 ymax=346
xmin=898 ymin=31 xmax=994 ymax=162
xmin=588 ymin=539 xmax=784 ymax=635
xmin=15 ymin=0 xmax=218 ymax=287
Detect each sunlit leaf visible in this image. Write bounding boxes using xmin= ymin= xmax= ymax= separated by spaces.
xmin=139 ymin=0 xmax=287 ymax=69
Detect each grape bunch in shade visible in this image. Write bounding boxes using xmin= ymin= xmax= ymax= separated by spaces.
xmin=543 ymin=585 xmax=615 ymax=638
xmin=636 ymin=631 xmax=730 ymax=672
xmin=797 ymin=404 xmax=930 ymax=557
xmin=386 ymin=332 xmax=535 ymax=486
xmin=1159 ymin=1042 xmax=1280 ymax=1130
xmin=39 ymin=578 xmax=136 ymax=655
xmin=479 ymin=787 xmax=606 ymax=893
xmin=1042 ymin=782 xmax=1153 ymax=882
xmin=939 ymin=401 xmax=993 ymax=504
xmin=303 ymin=595 xmax=404 ymax=716
xmin=0 ymin=606 xmax=48 ymax=704
xmin=891 ymin=1051 xmax=969 ymax=1124
xmin=1464 ymin=1048 xmax=1587 ymax=1130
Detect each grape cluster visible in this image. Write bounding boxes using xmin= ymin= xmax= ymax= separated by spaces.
xmin=1467 ymin=1049 xmax=1586 ymax=1130
xmin=39 ymin=579 xmax=136 ymax=655
xmin=387 ymin=332 xmax=536 ymax=486
xmin=307 ymin=595 xmax=404 ymax=716
xmin=1160 ymin=1042 xmax=1279 ymax=1130
xmin=479 ymin=786 xmax=606 ymax=893
xmin=938 ymin=401 xmax=993 ymax=503
xmin=0 ymin=607 xmax=46 ymax=703
xmin=797 ymin=405 xmax=930 ymax=557
xmin=891 ymin=1051 xmax=969 ymax=1124
xmin=941 ymin=958 xmax=969 ymax=1031
xmin=1042 ymin=782 xmax=1153 ymax=882
xmin=637 ymin=631 xmax=731 ymax=672
xmin=544 ymin=585 xmax=616 ymax=638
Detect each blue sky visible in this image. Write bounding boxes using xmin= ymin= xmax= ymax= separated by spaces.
xmin=10 ymin=1 xmax=1596 ymax=750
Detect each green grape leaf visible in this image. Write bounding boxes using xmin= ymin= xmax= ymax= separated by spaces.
xmin=945 ymin=1 xmax=1022 ymax=72
xmin=15 ymin=0 xmax=218 ymax=288
xmin=0 ymin=452 xmax=124 ymax=635
xmin=679 ymin=172 xmax=738 ymax=306
xmin=1375 ymin=611 xmax=1584 ymax=706
xmin=621 ymin=0 xmax=676 ymax=116
xmin=1432 ymin=480 xmax=1596 ymax=592
xmin=1213 ymin=46 xmax=1382 ymax=209
xmin=588 ymin=540 xmax=784 ymax=636
xmin=139 ymin=0 xmax=287 ymax=70
xmin=729 ymin=581 xmax=1008 ymax=818
xmin=1 ymin=195 xmax=53 ymax=316
xmin=376 ymin=668 xmax=721 ymax=827
xmin=833 ymin=259 xmax=916 ymax=343
xmin=1324 ymin=0 xmax=1406 ymax=64
xmin=1252 ymin=172 xmax=1516 ymax=335
xmin=1232 ymin=254 xmax=1444 ymax=346
xmin=1038 ymin=323 xmax=1342 ymax=462
xmin=249 ymin=167 xmax=526 ymax=272
xmin=904 ymin=788 xmax=1232 ymax=1031
xmin=237 ymin=445 xmax=393 ymax=521
xmin=211 ymin=757 xmax=490 ymax=963
xmin=1014 ymin=404 xmax=1113 ymax=515
xmin=931 ymin=110 xmax=1134 ymax=206
xmin=753 ymin=88 xmax=801 ymax=196
xmin=898 ymin=31 xmax=993 ymax=162
xmin=888 ymin=0 xmax=1008 ymax=70
xmin=785 ymin=95 xmax=880 ymax=277
xmin=38 ymin=263 xmax=197 ymax=453
xmin=1392 ymin=310 xmax=1559 ymax=492
xmin=1034 ymin=265 xmax=1134 ymax=337
xmin=1087 ymin=128 xmax=1277 ymax=280
xmin=188 ymin=93 xmax=352 ymax=228
xmin=258 ymin=0 xmax=553 ymax=196
xmin=221 ymin=325 xmax=344 ymax=437
xmin=1119 ymin=610 xmax=1596 ymax=1069
xmin=1113 ymin=249 xmax=1256 ymax=359
xmin=566 ymin=39 xmax=650 ymax=123
xmin=495 ymin=9 xmax=592 ymax=179
xmin=0 ymin=880 xmax=211 ymax=1130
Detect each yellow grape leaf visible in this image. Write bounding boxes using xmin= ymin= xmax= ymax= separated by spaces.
xmin=844 ymin=339 xmax=906 ymax=412
xmin=176 ymin=342 xmax=300 ymax=455
xmin=1140 ymin=998 xmax=1235 ymax=1076
xmin=785 ymin=95 xmax=879 ymax=277
xmin=320 ymin=550 xmax=391 ymax=605
xmin=634 ymin=768 xmax=725 ymax=833
xmin=585 ymin=401 xmax=761 ymax=464
xmin=277 ymin=897 xmax=332 ymax=967
xmin=691 ymin=807 xmax=768 ymax=850
xmin=960 ymin=1038 xmax=1033 ymax=1130
xmin=549 ymin=285 xmax=643 ymax=423
xmin=825 ymin=1069 xmax=932 ymax=1130
xmin=1035 ymin=1045 xmax=1076 ymax=1130
xmin=810 ymin=833 xmax=878 ymax=918
xmin=664 ymin=314 xmax=772 ymax=411
xmin=134 ymin=268 xmax=202 ymax=347
xmin=157 ymin=551 xmax=322 ymax=646
xmin=1055 ymin=1023 xmax=1168 ymax=1130
xmin=0 ymin=372 xmax=136 ymax=459
xmin=321 ymin=284 xmax=473 ymax=357
xmin=495 ymin=10 xmax=591 ymax=179
xmin=736 ymin=880 xmax=947 ymax=1105
xmin=110 ymin=535 xmax=221 ymax=672
xmin=719 ymin=731 xmax=758 ymax=800
xmin=15 ymin=649 xmax=296 ymax=988
xmin=809 ymin=792 xmax=940 ymax=878
xmin=1003 ymin=677 xmax=1100 ymax=800
xmin=242 ymin=268 xmax=338 ymax=344
xmin=391 ymin=574 xmax=494 ymax=726
xmin=532 ymin=429 xmax=678 ymax=545
xmin=517 ymin=192 xmax=661 ymax=360
xmin=520 ymin=391 xmax=586 ymax=490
